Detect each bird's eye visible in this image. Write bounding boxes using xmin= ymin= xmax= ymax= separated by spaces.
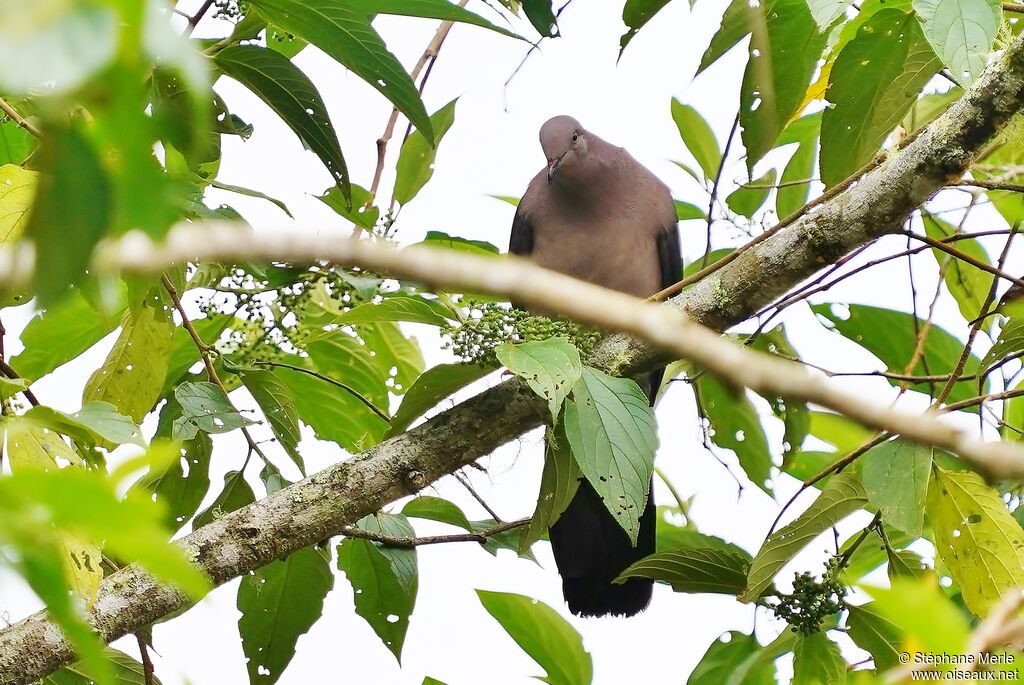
xmin=571 ymin=132 xmax=580 ymax=144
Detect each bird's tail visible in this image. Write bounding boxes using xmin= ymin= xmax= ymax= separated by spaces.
xmin=549 ymin=481 xmax=655 ymax=617
xmin=548 ymin=369 xmax=661 ymax=618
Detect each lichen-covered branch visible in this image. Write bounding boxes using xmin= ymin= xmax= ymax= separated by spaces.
xmin=1 ymin=30 xmax=1024 ymax=685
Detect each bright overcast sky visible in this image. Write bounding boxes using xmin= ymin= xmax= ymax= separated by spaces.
xmin=1 ymin=0 xmax=1018 ymax=683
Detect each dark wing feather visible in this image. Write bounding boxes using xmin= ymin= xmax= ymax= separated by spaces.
xmin=656 ymin=223 xmax=682 ymax=291
xmin=509 ymin=205 xmax=534 ymax=257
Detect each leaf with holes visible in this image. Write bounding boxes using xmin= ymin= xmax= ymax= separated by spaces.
xmin=695 ymin=373 xmax=773 ymax=495
xmin=697 ymin=0 xmax=751 ymax=75
xmin=83 ymin=299 xmax=174 ymax=424
xmin=859 ymin=439 xmax=932 ymax=536
xmin=238 ymin=545 xmax=334 ymax=685
xmin=215 ymin=45 xmax=349 ymax=199
xmin=616 ymin=547 xmax=750 ymax=595
xmin=820 ymin=9 xmax=941 ymax=186
xmin=477 ymin=590 xmax=592 ymax=685
xmin=171 ymin=381 xmax=255 ymax=441
xmin=981 ymin=318 xmax=1024 ymax=380
xmin=522 ymin=424 xmax=581 ymax=552
xmin=927 ymin=465 xmax=1024 ymax=616
xmin=497 ymin=337 xmax=582 ymax=421
xmin=393 ymin=99 xmax=457 ymax=206
xmin=563 ymin=367 xmax=657 ymax=544
xmin=670 ymin=99 xmax=721 ymax=180
xmin=740 ymin=473 xmax=866 ymax=601
xmin=25 ymin=402 xmax=146 ymax=448
xmin=240 ymin=369 xmax=305 ymax=475
xmin=739 ymin=0 xmax=829 ymax=171
xmin=620 ymin=0 xmax=671 ymax=52
xmin=338 ymin=514 xmax=418 ymax=661
xmin=913 ymin=0 xmax=1000 ymax=84
xmin=335 ymin=296 xmax=455 ymax=328
xmin=807 ymin=0 xmax=854 ymax=29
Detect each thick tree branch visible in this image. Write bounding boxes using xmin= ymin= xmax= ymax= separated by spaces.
xmin=2 ymin=30 xmax=1024 ymax=685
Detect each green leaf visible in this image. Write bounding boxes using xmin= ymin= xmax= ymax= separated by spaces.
xmin=0 ymin=120 xmax=36 ymax=166
xmin=858 ymin=439 xmax=932 ymax=535
xmin=750 ymin=324 xmax=809 ymax=463
xmin=740 ymin=473 xmax=866 ymax=601
xmin=563 ymin=367 xmax=658 ymax=544
xmin=207 ymin=179 xmax=293 ymax=218
xmin=496 ymin=337 xmax=582 ymax=421
xmin=522 ymin=424 xmax=581 ymax=552
xmin=25 ymin=402 xmax=146 ymax=448
xmin=393 ymin=99 xmax=457 ymax=206
xmin=792 ymin=632 xmax=846 ymax=685
xmin=386 ymin=362 xmax=494 ymax=437
xmin=139 ymin=399 xmax=212 ymax=532
xmin=864 ymin=578 xmax=970 ymax=655
xmin=620 ymin=0 xmax=671 ymax=52
xmin=240 ymin=369 xmax=305 ymax=475
xmin=808 ymin=411 xmax=873 ymax=453
xmin=739 ymin=0 xmax=829 ymax=170
xmin=982 ymin=317 xmax=1024 ymax=379
xmin=26 ymin=124 xmax=111 ymax=303
xmin=335 ymin=296 xmax=454 ymax=327
xmin=820 ymin=9 xmax=941 ymax=186
xmin=655 ymin=510 xmax=751 ymax=559
xmin=83 ymin=299 xmax=174 ymax=424
xmin=922 ymin=213 xmax=994 ymax=322
xmin=42 ymin=648 xmax=163 ymax=685
xmin=888 ymin=547 xmax=929 ymax=581
xmin=476 ymin=590 xmax=592 ymax=685
xmin=675 ymin=200 xmax=706 ymax=221
xmin=775 ymin=112 xmax=820 ymax=218
xmin=616 ymin=547 xmax=750 ymax=595
xmin=402 ymin=496 xmax=473 ymax=530
xmin=414 ymin=230 xmax=500 ymax=255
xmin=927 ymin=465 xmax=1024 ymax=616
xmin=338 ymin=514 xmax=418 ymax=661
xmin=356 ymin=322 xmax=424 ymax=394
xmin=811 ymin=303 xmax=982 ymax=406
xmin=698 ymin=0 xmax=752 ymax=75
xmin=214 ymin=45 xmax=349 ymax=199
xmin=695 ymin=373 xmax=774 ymax=495
xmin=670 ymin=100 xmax=722 ymax=180
xmin=687 ymin=632 xmax=777 ymax=685
xmin=522 ymin=0 xmax=557 ymax=36
xmin=913 ymin=0 xmax=1000 ymax=84
xmin=247 ymin=0 xmax=432 ymax=141
xmin=346 ymin=0 xmax=520 ymax=37
xmin=162 ymin=313 xmax=232 ymax=395
xmin=238 ymin=546 xmax=333 ymax=685
xmin=3 ymin=417 xmax=80 ymax=472
xmin=806 ymin=0 xmax=854 ymax=29
xmin=194 ymin=470 xmax=256 ymax=529
xmin=0 ymin=164 xmax=37 ymax=241
xmin=683 ymin=248 xmax=734 ymax=278
xmin=318 ymin=183 xmax=378 ymax=229
xmin=846 ymin=603 xmax=902 ymax=671
xmin=12 ymin=290 xmax=125 ymax=382
xmin=726 ymin=169 xmax=776 ymax=218
xmin=171 ymin=381 xmax=255 ymax=440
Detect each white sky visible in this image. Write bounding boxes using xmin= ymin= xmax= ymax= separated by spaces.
xmin=1 ymin=1 xmax=1020 ymax=683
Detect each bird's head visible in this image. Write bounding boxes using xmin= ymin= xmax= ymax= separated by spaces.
xmin=539 ymin=115 xmax=588 ymax=185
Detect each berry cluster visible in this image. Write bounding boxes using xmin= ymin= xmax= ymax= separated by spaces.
xmin=771 ymin=567 xmax=847 ymax=635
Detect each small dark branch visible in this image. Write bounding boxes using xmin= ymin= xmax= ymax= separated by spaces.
xmin=341 ymin=517 xmax=530 ymax=548
xmin=252 ymin=359 xmax=390 ymax=422
xmin=454 ymin=472 xmax=504 ymax=523
xmin=835 ymin=512 xmax=882 ymax=572
xmin=185 ymin=0 xmax=215 ymax=35
xmin=135 ymin=633 xmax=155 ymax=685
xmin=0 ymin=360 xmax=39 ymax=407
xmin=957 ymin=179 xmax=1024 ymax=194
xmin=906 ymin=228 xmax=1024 ymax=291
xmin=702 ymin=111 xmax=740 ymax=268
xmin=741 ymin=177 xmax=819 ymax=190
xmin=0 ymin=96 xmax=41 ymax=139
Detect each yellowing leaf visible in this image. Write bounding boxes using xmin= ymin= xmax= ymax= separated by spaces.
xmin=927 ymin=466 xmax=1024 ymax=616
xmin=0 ymin=164 xmax=37 ymax=241
xmin=4 ymin=417 xmax=80 ymax=471
xmin=60 ymin=533 xmax=103 ymax=606
xmin=791 ymin=60 xmax=831 ymax=125
xmin=83 ymin=299 xmax=174 ymax=424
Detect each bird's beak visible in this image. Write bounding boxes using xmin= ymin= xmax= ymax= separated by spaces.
xmin=547 ymin=156 xmax=562 ymax=184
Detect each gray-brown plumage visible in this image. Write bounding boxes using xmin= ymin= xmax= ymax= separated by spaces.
xmin=509 ymin=115 xmax=681 ymax=617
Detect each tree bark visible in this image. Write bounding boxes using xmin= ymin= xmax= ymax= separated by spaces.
xmin=2 ymin=34 xmax=1024 ymax=685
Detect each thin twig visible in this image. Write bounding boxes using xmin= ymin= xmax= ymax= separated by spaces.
xmin=905 ymin=229 xmax=1024 ymax=292
xmin=341 ymin=517 xmax=530 ymax=547
xmin=0 ymin=360 xmax=39 ymax=407
xmin=454 ymin=472 xmax=503 ymax=523
xmin=135 ymin=633 xmax=155 ymax=685
xmin=702 ymin=111 xmax=740 ymax=268
xmin=0 ymin=97 xmax=40 ymax=139
xmin=957 ymin=178 xmax=1024 ymax=194
xmin=185 ymin=0 xmax=215 ymax=36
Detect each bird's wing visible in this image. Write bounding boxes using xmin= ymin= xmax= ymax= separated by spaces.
xmin=656 ymin=220 xmax=682 ymax=291
xmin=509 ymin=203 xmax=534 ymax=257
